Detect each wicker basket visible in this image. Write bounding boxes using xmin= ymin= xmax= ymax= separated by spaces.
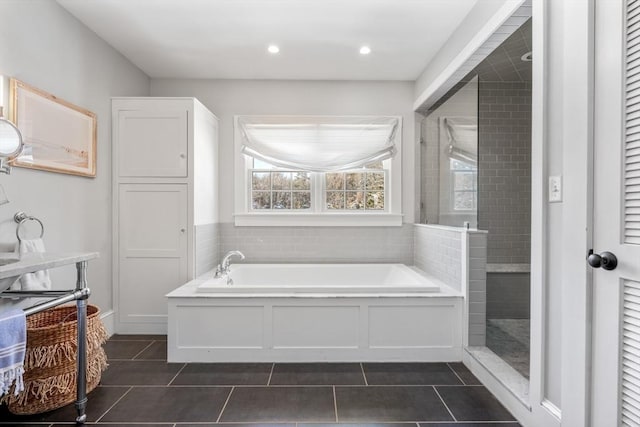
xmin=1 ymin=304 xmax=108 ymax=415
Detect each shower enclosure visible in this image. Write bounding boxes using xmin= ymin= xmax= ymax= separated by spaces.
xmin=418 ymin=19 xmax=532 ymax=380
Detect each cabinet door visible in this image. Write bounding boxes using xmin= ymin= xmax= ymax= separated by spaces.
xmin=117 ymin=109 xmax=188 ymax=177
xmin=118 ymin=184 xmax=188 ymax=330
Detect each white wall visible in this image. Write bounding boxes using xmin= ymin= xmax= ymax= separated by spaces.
xmin=0 ymin=1 xmax=149 ymax=314
xmin=150 ymin=79 xmax=416 ymax=223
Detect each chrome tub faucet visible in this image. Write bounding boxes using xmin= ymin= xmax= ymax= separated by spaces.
xmin=214 ymin=250 xmax=245 ymax=284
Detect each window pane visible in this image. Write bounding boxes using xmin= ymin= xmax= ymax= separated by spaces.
xmin=366 ymin=172 xmax=385 ymax=191
xmin=346 ymin=191 xmax=365 ymax=209
xmin=253 ymin=158 xmax=277 ymax=169
xmin=450 ymin=159 xmax=475 ymax=171
xmin=293 ymin=192 xmax=311 ymax=209
xmin=293 ymin=172 xmax=311 ymax=190
xmin=346 ymin=173 xmax=365 ymax=190
xmin=273 ymin=192 xmax=291 ymax=209
xmin=326 ymin=173 xmax=344 ymax=190
xmin=366 ymin=191 xmax=384 ymax=210
xmin=252 ymin=172 xmax=271 ymax=190
xmin=365 ymin=161 xmax=384 ymax=169
xmin=454 ymin=172 xmax=475 ymax=190
xmin=272 ymin=172 xmax=292 ymax=190
xmin=326 ymin=191 xmax=345 ymax=209
xmin=252 ymin=192 xmax=271 ymax=209
xmin=454 ymin=191 xmax=476 ymax=210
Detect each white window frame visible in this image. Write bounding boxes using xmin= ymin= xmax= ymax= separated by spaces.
xmin=233 ymin=115 xmax=403 ymax=226
xmin=449 ymin=159 xmax=478 ymax=212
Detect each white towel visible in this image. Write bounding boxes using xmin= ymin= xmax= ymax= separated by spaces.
xmin=0 ymin=309 xmax=26 ymax=396
xmin=14 ymin=239 xmax=52 ymax=291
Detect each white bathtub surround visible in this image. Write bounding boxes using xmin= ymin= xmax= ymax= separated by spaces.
xmin=196 ymin=264 xmax=440 ymax=294
xmin=219 ymin=223 xmax=414 ymax=264
xmin=413 ymin=224 xmax=488 ymax=347
xmin=167 ymin=265 xmax=462 ymax=363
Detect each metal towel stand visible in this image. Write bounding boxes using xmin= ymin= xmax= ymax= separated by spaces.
xmin=0 ymin=212 xmax=91 ymax=423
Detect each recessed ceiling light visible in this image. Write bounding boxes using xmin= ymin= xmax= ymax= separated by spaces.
xmin=268 ymin=45 xmax=280 ymax=54
xmin=359 ymin=46 xmax=371 ymax=55
xmin=521 ymin=51 xmax=532 ymax=62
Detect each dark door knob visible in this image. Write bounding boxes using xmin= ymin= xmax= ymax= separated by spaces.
xmin=587 ymin=250 xmax=618 ymax=271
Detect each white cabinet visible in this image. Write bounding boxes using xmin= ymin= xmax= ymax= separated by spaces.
xmin=113 ymin=98 xmax=218 ymax=334
xmin=117 ymin=109 xmax=188 ymax=177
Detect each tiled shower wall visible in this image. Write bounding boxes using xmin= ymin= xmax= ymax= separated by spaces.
xmin=468 ymin=232 xmax=488 ymax=346
xmin=218 ymin=223 xmax=414 ymax=264
xmin=478 ymin=81 xmax=532 ymax=264
xmin=413 ymin=225 xmax=462 ymax=291
xmin=413 ymin=225 xmax=487 ymax=346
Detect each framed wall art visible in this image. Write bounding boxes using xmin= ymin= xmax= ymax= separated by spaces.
xmin=10 ymin=79 xmax=97 ymax=177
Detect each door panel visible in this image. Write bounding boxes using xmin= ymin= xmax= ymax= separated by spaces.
xmin=118 ymin=109 xmax=188 ymax=177
xmin=118 ymin=184 xmax=188 ymax=326
xmin=593 ymin=0 xmax=640 ymax=424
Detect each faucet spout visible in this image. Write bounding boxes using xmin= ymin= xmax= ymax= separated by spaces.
xmin=215 ymin=250 xmax=245 ymax=278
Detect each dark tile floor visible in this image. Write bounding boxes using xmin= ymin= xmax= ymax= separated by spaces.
xmin=0 ymin=334 xmax=521 ymax=426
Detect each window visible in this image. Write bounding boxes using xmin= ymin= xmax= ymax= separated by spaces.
xmin=235 ymin=116 xmax=402 ymax=226
xmin=450 ymin=159 xmax=477 ymax=211
xmin=325 ymin=163 xmax=385 ymax=210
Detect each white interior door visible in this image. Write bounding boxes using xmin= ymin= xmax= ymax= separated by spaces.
xmin=592 ymin=0 xmax=640 ymax=424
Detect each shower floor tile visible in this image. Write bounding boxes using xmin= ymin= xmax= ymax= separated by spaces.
xmin=486 ymin=318 xmax=530 ymax=379
xmin=0 ymin=334 xmax=522 ymax=426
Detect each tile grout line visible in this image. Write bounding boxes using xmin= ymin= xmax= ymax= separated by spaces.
xmin=130 ymin=341 xmax=155 ymax=360
xmin=216 ymin=386 xmax=235 ymax=423
xmin=267 ymin=362 xmax=275 ymax=385
xmin=94 ymin=385 xmax=134 ymax=423
xmin=432 ymin=385 xmax=457 ymax=423
xmin=333 ymin=385 xmax=338 ymax=422
xmin=446 ymin=362 xmax=467 ymax=385
xmin=97 ymin=383 xmax=486 ymax=388
xmin=167 ymin=363 xmax=187 ymax=386
xmin=360 ymin=362 xmax=369 ymax=386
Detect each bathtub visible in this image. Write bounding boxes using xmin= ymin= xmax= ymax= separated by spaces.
xmin=167 ymin=263 xmax=463 ymax=363
xmin=196 ymin=263 xmax=440 ymax=294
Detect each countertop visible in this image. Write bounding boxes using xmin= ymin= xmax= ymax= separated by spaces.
xmin=0 ymin=252 xmax=99 ymax=279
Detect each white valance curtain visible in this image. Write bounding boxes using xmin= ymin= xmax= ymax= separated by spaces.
xmin=444 ymin=117 xmax=478 ymax=166
xmin=238 ymin=116 xmax=399 ymax=172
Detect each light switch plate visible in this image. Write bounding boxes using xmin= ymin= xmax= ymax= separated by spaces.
xmin=549 ymin=175 xmax=562 ymax=202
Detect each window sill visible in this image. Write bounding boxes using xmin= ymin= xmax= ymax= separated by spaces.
xmin=233 ymin=213 xmax=404 ymax=227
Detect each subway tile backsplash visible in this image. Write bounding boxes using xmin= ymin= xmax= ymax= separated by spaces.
xmin=194 ymin=223 xmax=220 ymax=277
xmin=413 ymin=225 xmax=462 ymax=291
xmin=218 ymin=223 xmax=414 ymax=264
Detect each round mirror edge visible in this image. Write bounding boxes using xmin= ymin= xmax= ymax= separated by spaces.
xmin=0 ymin=117 xmax=24 ymax=160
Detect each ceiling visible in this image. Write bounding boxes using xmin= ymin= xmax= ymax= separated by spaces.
xmin=56 ymin=0 xmax=478 ymax=81
xmin=470 ymin=18 xmax=531 ymax=82
xmin=418 ymin=17 xmax=531 ymax=114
